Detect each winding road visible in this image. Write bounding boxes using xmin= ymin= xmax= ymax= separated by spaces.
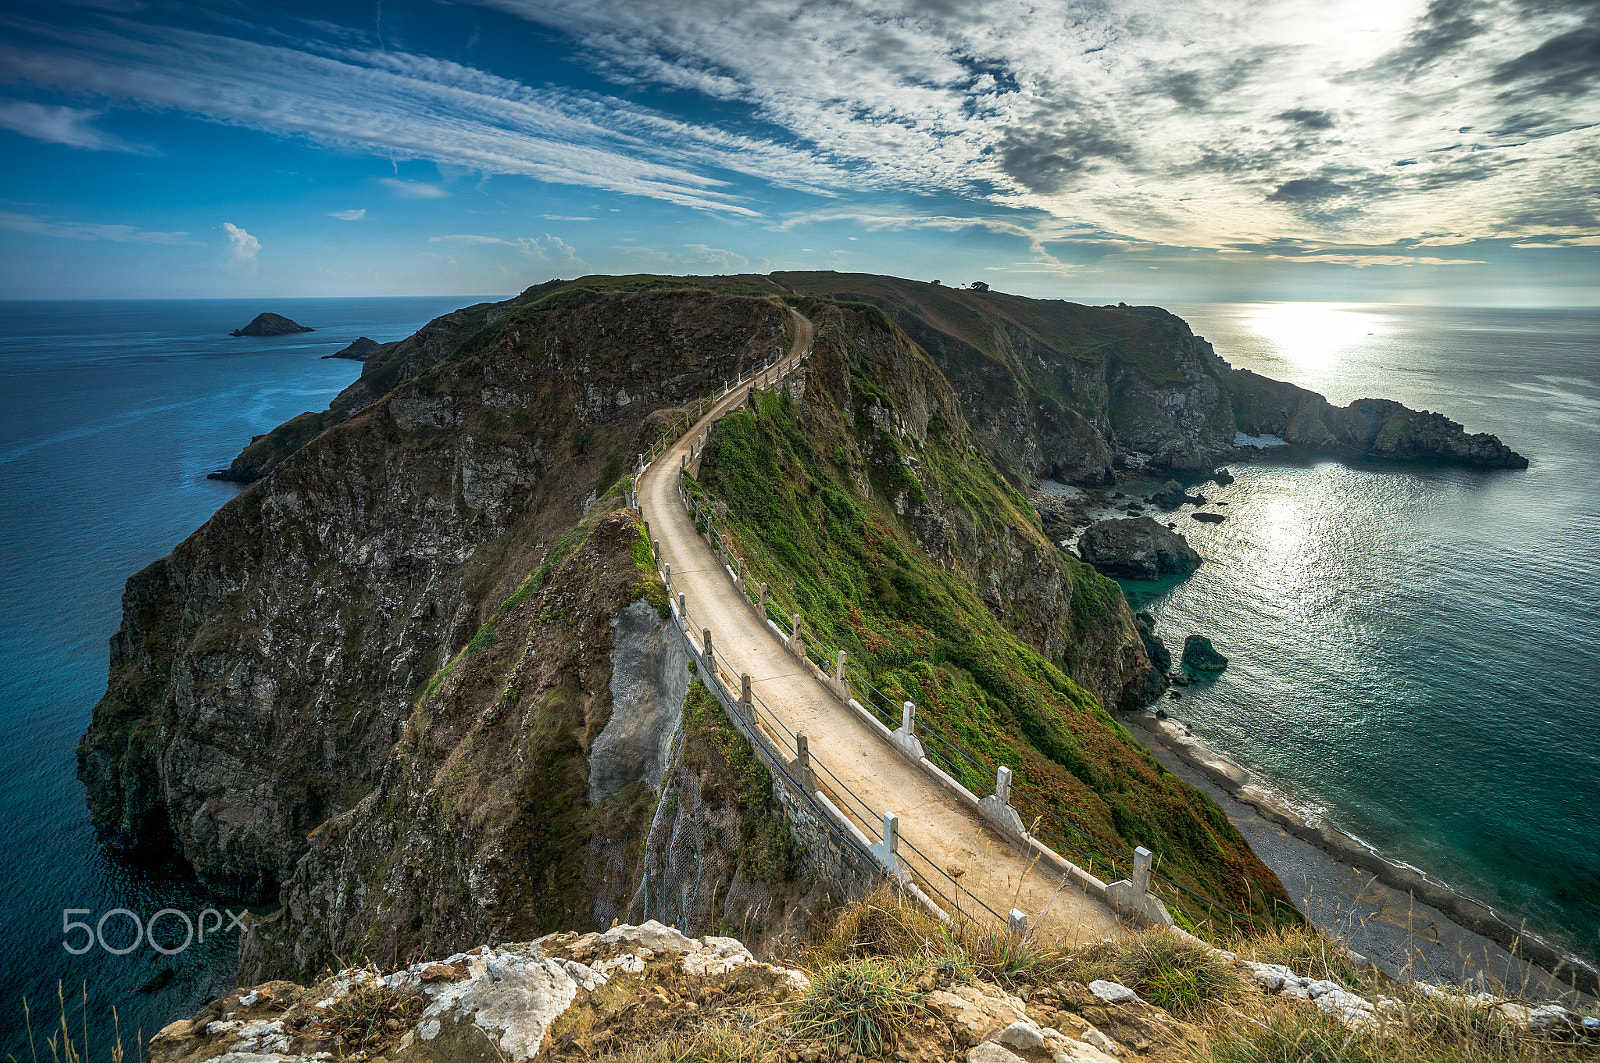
xmin=636 ymin=309 xmax=1124 ymax=942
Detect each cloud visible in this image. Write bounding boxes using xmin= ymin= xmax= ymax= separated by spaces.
xmin=377 ymin=177 xmax=447 ymax=199
xmin=0 ymin=210 xmax=189 ymax=242
xmin=0 ymin=99 xmax=150 ymax=152
xmin=222 ymin=222 xmax=260 ymax=269
xmin=541 ymin=213 xmax=594 ymax=221
xmin=328 ymin=208 xmax=366 ymax=220
xmin=1264 ymin=253 xmax=1487 ymax=267
xmin=428 ymin=232 xmax=585 ymax=263
xmin=469 ymin=0 xmax=1600 ymax=247
xmin=684 ymin=242 xmax=748 ymax=269
xmin=0 ymin=15 xmax=843 ymax=216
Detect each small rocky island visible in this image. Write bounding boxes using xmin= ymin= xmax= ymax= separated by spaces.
xmin=231 ymin=312 xmax=314 ymax=337
xmin=1077 ymin=517 xmax=1203 ymax=580
xmin=322 ymin=336 xmax=383 ymax=360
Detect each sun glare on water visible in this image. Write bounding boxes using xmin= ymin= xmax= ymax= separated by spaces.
xmin=1241 ymin=303 xmax=1388 ymax=374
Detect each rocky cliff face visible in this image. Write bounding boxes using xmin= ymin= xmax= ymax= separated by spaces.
xmin=772 ymin=273 xmax=1527 ymax=480
xmin=81 ymin=284 xmax=791 ymax=909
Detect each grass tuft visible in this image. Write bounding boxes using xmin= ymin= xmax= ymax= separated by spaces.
xmin=787 ymin=958 xmax=924 ymax=1057
xmin=1109 ymin=932 xmax=1247 ymax=1018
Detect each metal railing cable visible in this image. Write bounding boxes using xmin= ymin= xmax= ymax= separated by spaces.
xmin=676 ymin=471 xmax=1273 ymax=935
xmin=651 ymin=345 xmax=1263 ymax=935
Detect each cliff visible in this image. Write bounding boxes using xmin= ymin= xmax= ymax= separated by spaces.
xmin=231 ymin=313 xmax=314 ymax=337
xmin=693 ymin=299 xmax=1293 ymax=923
xmin=770 ymin=274 xmax=1526 ymax=480
xmin=82 ymin=279 xmax=791 ymax=911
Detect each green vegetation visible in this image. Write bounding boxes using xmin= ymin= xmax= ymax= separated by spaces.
xmin=693 ymin=322 xmax=1294 ymax=927
xmin=680 ymin=681 xmax=796 ymax=884
xmin=787 ymin=959 xmax=924 ymax=1056
xmin=1101 ymin=933 xmax=1247 ymax=1018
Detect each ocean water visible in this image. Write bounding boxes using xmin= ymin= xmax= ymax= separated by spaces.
xmin=0 ymin=297 xmax=492 ymax=1051
xmin=1138 ymin=303 xmax=1600 ymax=972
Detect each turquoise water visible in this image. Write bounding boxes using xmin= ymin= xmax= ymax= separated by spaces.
xmin=1144 ymin=303 xmax=1600 ymax=971
xmin=0 ymin=297 xmax=491 ymax=1050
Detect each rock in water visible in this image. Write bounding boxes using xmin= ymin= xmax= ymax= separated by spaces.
xmin=1181 ymin=635 xmax=1229 ymax=673
xmin=1076 ymin=517 xmax=1202 ymax=580
xmin=322 ymin=336 xmax=382 ymax=360
xmin=230 ymin=312 xmax=314 ymax=336
xmin=1150 ymin=480 xmax=1204 ymax=510
xmin=1191 ymin=511 xmax=1226 ymax=523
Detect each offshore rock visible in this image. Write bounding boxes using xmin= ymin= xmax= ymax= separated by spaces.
xmin=322 ymin=336 xmax=386 ymax=360
xmin=231 ymin=312 xmax=314 ymax=336
xmin=1076 ymin=517 xmax=1202 ymax=581
xmin=1150 ymin=480 xmax=1204 ymax=510
xmin=1181 ymin=635 xmax=1229 ymax=673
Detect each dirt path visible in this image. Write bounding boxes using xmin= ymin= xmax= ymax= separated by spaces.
xmin=636 ymin=309 xmax=1124 ymax=944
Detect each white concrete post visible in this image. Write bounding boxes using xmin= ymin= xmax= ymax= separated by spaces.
xmin=882 ymin=811 xmax=899 ymax=855
xmin=741 ymin=673 xmax=752 ymax=719
xmin=996 ymin=765 xmax=1013 ymax=805
xmin=703 ymin=628 xmax=714 ymax=675
xmin=834 ymin=649 xmax=847 ymax=684
xmin=1008 ymin=908 xmax=1028 ymax=938
xmin=902 ymin=701 xmax=916 ymax=735
xmin=1132 ymin=846 xmax=1153 ymax=899
xmin=652 ymin=539 xmax=659 ymax=561
xmin=796 ymin=733 xmax=810 ymax=775
xmin=791 ymin=613 xmax=804 ymax=654
xmin=677 ymin=592 xmax=685 ymax=616
xmin=664 ymin=562 xmax=671 ymax=588
xmin=758 ymin=581 xmax=768 ymax=618
xmin=643 ymin=519 xmax=650 ymax=542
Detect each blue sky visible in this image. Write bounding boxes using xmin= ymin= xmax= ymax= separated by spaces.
xmin=0 ymin=0 xmax=1596 ymax=304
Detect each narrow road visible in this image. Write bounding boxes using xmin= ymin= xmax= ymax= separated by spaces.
xmin=637 ymin=309 xmax=1124 ymax=943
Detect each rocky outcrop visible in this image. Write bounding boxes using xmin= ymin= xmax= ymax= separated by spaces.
xmin=1227 ymin=373 xmax=1528 ymax=468
xmin=773 ymin=273 xmax=1528 ymax=478
xmin=1150 ymin=480 xmax=1204 ymax=510
xmin=155 ymin=923 xmax=810 ymax=1063
xmin=231 ymin=313 xmax=314 ymax=336
xmin=322 ymin=336 xmax=387 ymax=360
xmin=1180 ymin=635 xmax=1228 ymax=673
xmin=81 ymin=285 xmax=792 ymax=909
xmin=1076 ymin=518 xmax=1202 ymax=581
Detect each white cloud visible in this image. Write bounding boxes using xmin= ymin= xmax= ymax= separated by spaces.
xmin=377 ymin=177 xmax=448 ymax=199
xmin=473 ymin=0 xmax=1600 ymax=247
xmin=428 ymin=232 xmax=585 ymax=263
xmin=0 ymin=210 xmax=188 ymax=242
xmin=222 ymin=222 xmax=260 ymax=269
xmin=0 ymin=19 xmax=842 ymax=216
xmin=684 ymin=242 xmax=748 ymax=269
xmin=1264 ymin=253 xmax=1487 ymax=267
xmin=541 ymin=213 xmax=594 ymax=221
xmin=328 ymin=208 xmax=366 ymax=220
xmin=0 ymin=100 xmax=150 ymax=152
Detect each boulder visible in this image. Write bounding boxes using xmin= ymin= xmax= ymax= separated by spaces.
xmin=1134 ymin=611 xmax=1171 ymax=672
xmin=1150 ymin=480 xmax=1205 ymax=510
xmin=1191 ymin=512 xmax=1226 ymax=524
xmin=230 ymin=312 xmax=314 ymax=336
xmin=1181 ymin=635 xmax=1228 ymax=673
xmin=1076 ymin=518 xmax=1202 ymax=581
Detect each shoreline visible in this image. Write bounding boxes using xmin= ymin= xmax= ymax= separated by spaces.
xmin=1125 ymin=707 xmax=1598 ymax=1000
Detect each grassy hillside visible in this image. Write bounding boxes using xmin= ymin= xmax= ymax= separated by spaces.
xmin=695 ymin=301 xmax=1297 ymax=931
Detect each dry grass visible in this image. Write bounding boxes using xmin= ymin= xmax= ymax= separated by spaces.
xmin=599 ymin=1020 xmax=786 ymax=1063
xmin=788 ymin=959 xmax=926 ymax=1056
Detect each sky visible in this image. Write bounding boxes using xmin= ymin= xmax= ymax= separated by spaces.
xmin=0 ymin=0 xmax=1596 ymax=304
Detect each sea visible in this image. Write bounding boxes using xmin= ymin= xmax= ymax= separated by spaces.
xmin=0 ymin=298 xmax=1594 ymax=1047
xmin=0 ymin=297 xmax=494 ymax=1054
